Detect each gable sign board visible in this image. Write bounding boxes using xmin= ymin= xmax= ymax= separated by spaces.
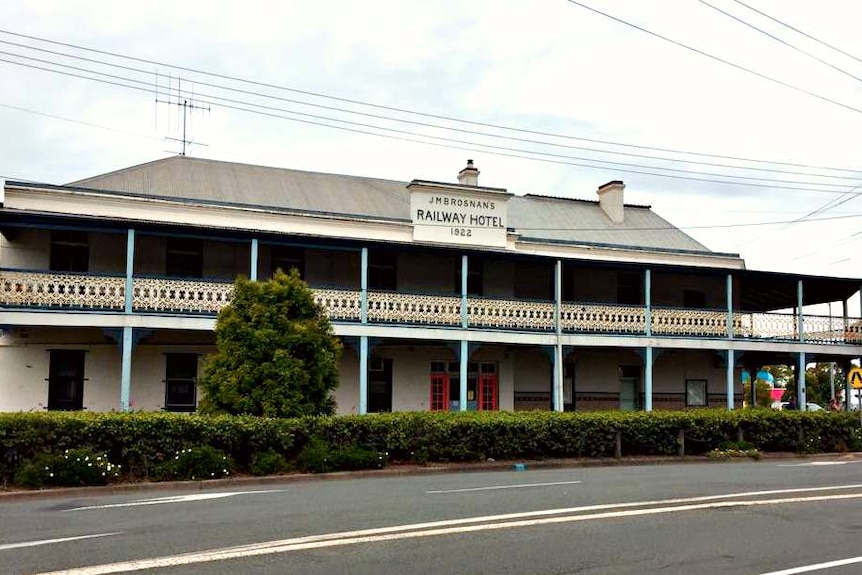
xmin=409 ymin=182 xmax=510 ymax=248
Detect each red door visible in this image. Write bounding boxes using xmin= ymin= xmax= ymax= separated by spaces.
xmin=430 ymin=373 xmax=450 ymax=411
xmin=477 ymin=373 xmax=498 ymax=411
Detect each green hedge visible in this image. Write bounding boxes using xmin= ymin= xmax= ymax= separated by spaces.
xmin=1 ymin=410 xmax=861 ymax=486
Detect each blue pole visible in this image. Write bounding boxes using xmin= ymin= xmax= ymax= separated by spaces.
xmin=797 ymin=279 xmax=804 ymax=342
xmin=726 ymin=273 xmax=733 ymax=339
xmin=120 ymin=325 xmax=133 ymax=412
xmin=360 ymin=247 xmax=368 ymax=324
xmin=124 ymin=229 xmax=135 ymax=314
xmin=644 ymin=346 xmax=653 ymax=412
xmin=250 ymin=238 xmax=259 ymax=281
xmin=460 ymin=339 xmax=468 ymax=412
xmin=726 ymin=349 xmax=734 ymax=410
xmin=798 ymin=351 xmax=807 ymax=410
xmin=461 ymin=254 xmax=468 ymax=328
xmin=554 ymin=260 xmax=563 ymax=412
xmin=644 ymin=268 xmax=652 ymax=336
xmin=359 ymin=336 xmax=368 ymax=414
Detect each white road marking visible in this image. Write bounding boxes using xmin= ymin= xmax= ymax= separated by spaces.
xmin=427 ymin=480 xmax=582 ymax=494
xmin=31 ymin=485 xmax=862 ymax=575
xmin=760 ymin=555 xmax=862 ymax=574
xmin=65 ymin=489 xmax=286 ymax=511
xmin=779 ymin=461 xmax=862 ymax=467
xmin=0 ymin=532 xmax=121 ymax=552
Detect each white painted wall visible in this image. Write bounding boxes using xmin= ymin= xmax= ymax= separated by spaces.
xmin=333 ymin=351 xmax=359 ymax=414
xmin=1 ymin=229 xmax=49 ymax=269
xmin=0 ymin=326 xmax=742 ymax=413
xmin=512 ymin=347 xmax=551 ymax=393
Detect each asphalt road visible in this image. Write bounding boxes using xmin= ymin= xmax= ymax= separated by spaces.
xmin=3 ymin=457 xmax=862 ymax=574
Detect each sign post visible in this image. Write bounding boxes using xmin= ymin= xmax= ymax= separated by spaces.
xmin=848 ymin=367 xmax=862 ymax=425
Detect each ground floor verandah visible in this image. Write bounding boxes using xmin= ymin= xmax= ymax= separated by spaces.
xmin=2 ymin=326 xmax=822 ymax=414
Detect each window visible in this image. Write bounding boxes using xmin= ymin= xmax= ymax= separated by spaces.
xmin=683 ymin=289 xmax=707 ymax=309
xmin=686 ymin=379 xmax=708 ymax=407
xmin=271 ymin=245 xmax=305 ymax=278
xmin=514 ymin=261 xmax=553 ymax=300
xmin=166 ymin=238 xmax=203 ymax=278
xmin=50 ymin=231 xmax=89 ymax=272
xmin=454 ymin=256 xmax=483 ymax=296
xmin=617 ymin=272 xmax=641 ymax=305
xmin=369 ymin=250 xmax=397 ymax=291
xmin=165 ymin=354 xmax=198 ymax=412
xmin=48 ymin=350 xmax=86 ymax=410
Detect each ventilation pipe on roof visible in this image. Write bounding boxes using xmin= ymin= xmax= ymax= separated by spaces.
xmin=597 ymin=180 xmax=625 ymax=223
xmin=458 ymin=159 xmax=480 ymax=186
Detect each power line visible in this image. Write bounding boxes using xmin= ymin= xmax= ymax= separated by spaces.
xmin=696 ymin=0 xmax=862 ymax=85
xmin=2 ymin=50 xmax=859 ymax=195
xmin=2 ymin=27 xmax=861 ymax=175
xmin=564 ymin=0 xmax=862 ymax=116
xmin=515 ymin=211 xmax=862 ymax=232
xmin=0 ymin=102 xmax=163 ymax=142
xmin=729 ymin=0 xmax=862 ymax=67
xmin=5 ymin=37 xmax=860 ymax=181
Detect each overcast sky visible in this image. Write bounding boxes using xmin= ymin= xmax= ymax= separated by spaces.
xmin=2 ymin=0 xmax=862 ymax=287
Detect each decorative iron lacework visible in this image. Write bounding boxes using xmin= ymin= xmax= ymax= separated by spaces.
xmin=801 ymin=314 xmax=855 ymax=344
xmin=468 ymin=297 xmax=555 ymax=330
xmin=3 ymin=269 xmax=862 ymax=344
xmin=560 ymin=303 xmax=645 ymax=333
xmin=312 ymin=289 xmax=362 ymax=321
xmin=735 ymin=312 xmax=798 ymax=341
xmin=367 ymin=291 xmax=461 ymax=326
xmin=133 ymin=277 xmax=233 ymax=314
xmin=0 ymin=270 xmax=124 ymax=309
xmin=651 ymin=308 xmax=729 ymax=337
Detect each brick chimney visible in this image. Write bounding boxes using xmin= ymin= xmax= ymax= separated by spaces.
xmin=458 ymin=159 xmax=480 ymax=186
xmin=597 ymin=180 xmax=625 ymax=223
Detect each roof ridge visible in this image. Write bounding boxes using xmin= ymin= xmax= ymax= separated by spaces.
xmin=522 ymin=192 xmax=652 ymax=209
xmin=68 ymin=155 xmax=411 ymax=188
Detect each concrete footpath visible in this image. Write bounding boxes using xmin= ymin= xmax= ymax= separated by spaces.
xmin=3 ymin=451 xmax=860 ymax=501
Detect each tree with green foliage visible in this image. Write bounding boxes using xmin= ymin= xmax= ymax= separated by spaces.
xmin=199 ymin=270 xmax=341 ymax=417
xmin=779 ymin=363 xmax=842 ymax=408
xmin=742 ymin=379 xmax=774 ymax=407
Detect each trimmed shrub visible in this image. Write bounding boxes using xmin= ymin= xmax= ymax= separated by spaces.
xmin=153 ymin=446 xmax=233 ymax=481
xmin=295 ymin=438 xmax=388 ymax=473
xmin=249 ymin=450 xmax=289 ymax=476
xmin=14 ymin=448 xmax=121 ymax=488
xmin=3 ymin=409 xmax=862 ymax=485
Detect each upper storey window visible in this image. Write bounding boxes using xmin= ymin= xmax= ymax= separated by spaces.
xmin=166 ymin=238 xmax=203 ymax=278
xmin=50 ymin=230 xmax=89 ymax=272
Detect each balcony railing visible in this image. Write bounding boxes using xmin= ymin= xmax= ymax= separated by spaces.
xmin=0 ymin=269 xmax=125 ymax=310
xmin=2 ymin=269 xmax=861 ymax=345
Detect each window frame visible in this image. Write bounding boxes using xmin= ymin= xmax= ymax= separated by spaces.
xmin=164 ymin=353 xmax=199 ymax=412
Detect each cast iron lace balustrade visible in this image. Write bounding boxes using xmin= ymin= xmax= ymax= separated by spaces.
xmin=801 ymin=314 xmax=858 ymax=344
xmin=651 ymin=307 xmax=730 ymax=337
xmin=735 ymin=312 xmax=799 ymax=341
xmin=132 ymin=277 xmax=234 ymax=314
xmin=560 ymin=302 xmax=646 ymax=334
xmin=0 ymin=269 xmax=124 ymax=310
xmin=3 ymin=269 xmax=862 ymax=344
xmin=312 ymin=289 xmax=362 ymax=321
xmin=367 ymin=291 xmax=461 ymax=326
xmin=468 ymin=297 xmax=555 ymax=330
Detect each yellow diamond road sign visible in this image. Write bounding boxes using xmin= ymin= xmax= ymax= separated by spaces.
xmin=848 ymin=367 xmax=862 ymax=389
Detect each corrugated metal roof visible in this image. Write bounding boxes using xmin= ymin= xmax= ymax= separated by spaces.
xmin=68 ymin=156 xmax=715 ymax=254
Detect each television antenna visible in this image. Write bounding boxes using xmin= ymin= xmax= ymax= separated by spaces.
xmin=155 ymin=74 xmax=210 ymax=156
